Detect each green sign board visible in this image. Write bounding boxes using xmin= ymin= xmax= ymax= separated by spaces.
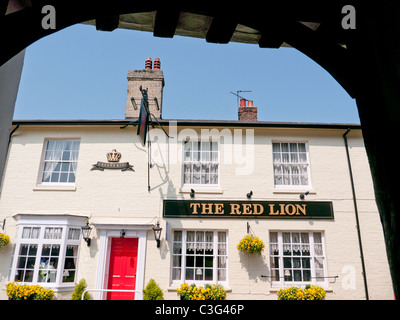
xmin=163 ymin=200 xmax=334 ymax=219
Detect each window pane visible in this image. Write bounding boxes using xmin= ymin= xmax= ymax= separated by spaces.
xmin=270 ymin=231 xmax=326 ymax=284
xmin=176 ymin=230 xmax=226 ymax=284
xmin=273 ymin=142 xmax=310 ymax=187
xmin=183 ymin=141 xmax=219 ymax=185
xmin=41 ymin=140 xmax=80 ymax=184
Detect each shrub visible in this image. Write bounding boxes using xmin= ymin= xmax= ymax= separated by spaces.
xmin=237 ymin=235 xmax=265 ymax=254
xmin=71 ymin=279 xmax=91 ymax=300
xmin=277 ymin=285 xmax=326 ymax=300
xmin=177 ymin=283 xmax=226 ymax=300
xmin=143 ymin=278 xmax=164 ymax=300
xmin=6 ymin=282 xmax=54 ymax=300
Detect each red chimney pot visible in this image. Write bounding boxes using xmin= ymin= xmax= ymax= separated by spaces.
xmin=154 ymin=58 xmax=161 ymax=69
xmin=240 ymin=98 xmax=246 ymax=107
xmin=145 ymin=57 xmax=152 ymax=69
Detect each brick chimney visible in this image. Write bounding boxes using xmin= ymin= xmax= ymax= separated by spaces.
xmin=238 ymin=98 xmax=258 ymax=121
xmin=125 ymin=57 xmax=165 ymax=119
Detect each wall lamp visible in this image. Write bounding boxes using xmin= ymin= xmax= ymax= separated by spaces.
xmin=190 ymin=189 xmax=195 ymax=198
xmin=81 ymin=221 xmax=92 ymax=247
xmin=0 ymin=218 xmax=5 ymax=231
xmin=300 ymin=191 xmax=310 ymax=200
xmin=153 ymin=222 xmax=162 ymax=248
xmin=120 ymin=229 xmax=126 ymax=238
xmin=246 ymin=191 xmax=253 ymax=199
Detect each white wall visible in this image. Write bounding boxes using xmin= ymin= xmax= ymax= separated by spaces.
xmin=0 ymin=124 xmax=393 ymax=300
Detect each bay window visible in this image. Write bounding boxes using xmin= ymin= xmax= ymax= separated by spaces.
xmin=9 ymin=215 xmax=85 ymax=289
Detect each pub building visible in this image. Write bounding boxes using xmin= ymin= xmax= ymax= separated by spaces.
xmin=0 ymin=58 xmax=393 ymax=300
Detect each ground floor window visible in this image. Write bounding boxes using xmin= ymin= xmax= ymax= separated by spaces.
xmin=171 ymin=230 xmax=227 ymax=286
xmin=9 ymin=215 xmax=84 ymax=288
xmin=269 ymin=231 xmax=326 ymax=286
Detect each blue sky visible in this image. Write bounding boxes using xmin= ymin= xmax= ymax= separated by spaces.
xmin=14 ymin=24 xmax=360 ymax=123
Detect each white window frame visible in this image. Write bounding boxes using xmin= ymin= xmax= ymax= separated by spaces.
xmin=182 ymin=140 xmax=220 ymax=188
xmin=272 ymin=141 xmax=312 ymax=189
xmin=9 ymin=214 xmax=86 ymax=291
xmin=269 ymin=231 xmax=328 ymax=288
xmin=171 ymin=230 xmax=228 ymax=287
xmin=38 ymin=139 xmax=81 ymax=186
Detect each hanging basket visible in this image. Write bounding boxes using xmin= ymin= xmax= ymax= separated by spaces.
xmin=237 ymin=235 xmax=265 ymax=255
xmin=0 ymin=233 xmax=10 ymax=250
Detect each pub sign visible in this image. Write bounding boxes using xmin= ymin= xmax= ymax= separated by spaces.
xmin=163 ymin=200 xmax=334 ymax=219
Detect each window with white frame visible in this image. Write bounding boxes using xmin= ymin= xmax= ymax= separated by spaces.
xmin=39 ymin=139 xmax=80 ymax=184
xmin=269 ymin=231 xmax=326 ymax=286
xmin=183 ymin=141 xmax=219 ymax=186
xmin=10 ymin=222 xmax=82 ymax=287
xmin=272 ymin=142 xmax=311 ymax=188
xmin=171 ymin=230 xmax=227 ymax=285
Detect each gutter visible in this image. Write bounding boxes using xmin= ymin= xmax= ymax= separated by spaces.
xmin=11 ymin=119 xmax=362 ymax=130
xmin=343 ymin=128 xmax=369 ymax=300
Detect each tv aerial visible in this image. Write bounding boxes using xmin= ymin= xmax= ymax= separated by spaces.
xmin=230 ymin=90 xmax=252 ymax=107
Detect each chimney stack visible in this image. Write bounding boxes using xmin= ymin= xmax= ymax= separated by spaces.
xmin=238 ymin=99 xmax=258 ymax=121
xmin=125 ymin=57 xmax=165 ymax=119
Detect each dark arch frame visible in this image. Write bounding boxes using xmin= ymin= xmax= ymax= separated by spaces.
xmin=1 ymin=1 xmax=399 ymax=299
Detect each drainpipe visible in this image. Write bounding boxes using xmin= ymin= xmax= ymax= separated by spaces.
xmin=343 ymin=128 xmax=369 ymax=300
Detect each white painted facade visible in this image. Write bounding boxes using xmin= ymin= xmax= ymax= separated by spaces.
xmin=0 ymin=121 xmax=394 ymax=300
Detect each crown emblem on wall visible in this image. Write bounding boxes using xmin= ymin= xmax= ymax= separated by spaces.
xmin=106 ymin=149 xmax=122 ymax=162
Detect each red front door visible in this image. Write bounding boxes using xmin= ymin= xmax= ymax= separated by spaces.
xmin=107 ymin=238 xmax=138 ymax=300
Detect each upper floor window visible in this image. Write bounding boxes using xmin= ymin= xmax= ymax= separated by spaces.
xmin=272 ymin=142 xmax=311 ymax=188
xmin=183 ymin=141 xmax=219 ymax=186
xmin=40 ymin=140 xmax=80 ymax=185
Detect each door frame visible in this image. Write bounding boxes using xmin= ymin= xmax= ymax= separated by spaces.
xmin=93 ymin=224 xmax=152 ymax=300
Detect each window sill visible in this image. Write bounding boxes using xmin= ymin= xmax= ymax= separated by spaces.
xmin=167 ymin=285 xmax=232 ymax=292
xmin=33 ymin=185 xmax=77 ymax=191
xmin=273 ymin=189 xmax=316 ymax=195
xmin=269 ymin=286 xmax=333 ymax=293
xmin=180 ymin=188 xmax=223 ymax=194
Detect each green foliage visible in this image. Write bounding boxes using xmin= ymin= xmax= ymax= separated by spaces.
xmin=71 ymin=279 xmax=91 ymax=300
xmin=143 ymin=278 xmax=164 ymax=300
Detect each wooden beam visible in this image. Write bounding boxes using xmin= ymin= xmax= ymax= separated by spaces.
xmin=153 ymin=8 xmax=180 ymax=38
xmin=206 ymin=15 xmax=237 ymax=44
xmin=96 ymin=14 xmax=119 ymax=32
xmin=258 ymin=33 xmax=283 ymax=48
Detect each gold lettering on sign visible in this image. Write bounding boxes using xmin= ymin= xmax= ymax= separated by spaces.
xmin=190 ymin=203 xmax=201 ymax=214
xmin=296 ymin=204 xmax=307 ymax=215
xmin=285 ymin=204 xmax=296 ymax=215
xmin=201 ymin=203 xmax=214 ymax=214
xmin=268 ymin=203 xmax=308 ymax=216
xmin=269 ymin=204 xmax=279 ymax=215
xmin=214 ymin=203 xmax=224 ymax=214
xmin=242 ymin=204 xmax=252 ymax=215
xmin=253 ymin=204 xmax=264 ymax=215
xmin=230 ymin=204 xmax=241 ymax=215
